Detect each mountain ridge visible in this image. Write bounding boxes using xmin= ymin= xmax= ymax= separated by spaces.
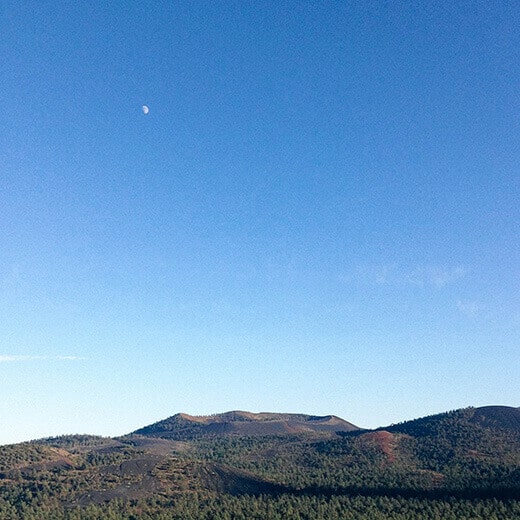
xmin=132 ymin=410 xmax=360 ymax=440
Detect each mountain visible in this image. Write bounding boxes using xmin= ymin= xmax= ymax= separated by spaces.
xmin=1 ymin=406 xmax=519 ymax=519
xmin=386 ymin=405 xmax=520 ymax=436
xmin=470 ymin=405 xmax=520 ymax=431
xmin=132 ymin=410 xmax=360 ymax=439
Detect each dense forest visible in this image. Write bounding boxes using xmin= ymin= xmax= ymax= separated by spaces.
xmin=1 ymin=406 xmax=519 ymax=519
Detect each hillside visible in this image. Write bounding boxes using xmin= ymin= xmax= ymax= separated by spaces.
xmin=1 ymin=406 xmax=519 ymax=519
xmin=133 ymin=411 xmax=360 ymax=439
xmin=470 ymin=405 xmax=520 ymax=431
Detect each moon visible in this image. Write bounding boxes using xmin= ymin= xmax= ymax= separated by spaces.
xmin=142 ymin=105 xmax=149 ymax=115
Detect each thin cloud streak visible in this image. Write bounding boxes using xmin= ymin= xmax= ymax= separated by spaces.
xmin=0 ymin=355 xmax=85 ymax=363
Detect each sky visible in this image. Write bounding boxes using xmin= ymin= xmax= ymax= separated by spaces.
xmin=0 ymin=0 xmax=519 ymax=445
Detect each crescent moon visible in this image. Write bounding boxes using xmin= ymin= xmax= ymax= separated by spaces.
xmin=142 ymin=105 xmax=149 ymax=115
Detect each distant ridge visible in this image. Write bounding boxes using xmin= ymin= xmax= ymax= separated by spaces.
xmin=132 ymin=410 xmax=360 ymax=440
xmin=383 ymin=405 xmax=520 ymax=439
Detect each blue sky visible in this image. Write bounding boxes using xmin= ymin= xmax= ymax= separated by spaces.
xmin=1 ymin=0 xmax=519 ymax=444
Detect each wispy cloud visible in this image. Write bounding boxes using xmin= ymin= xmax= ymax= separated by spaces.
xmin=407 ymin=266 xmax=467 ymax=288
xmin=341 ymin=264 xmax=467 ymax=288
xmin=456 ymin=299 xmax=480 ymax=317
xmin=0 ymin=355 xmax=85 ymax=363
xmin=340 ymin=264 xmax=396 ymax=285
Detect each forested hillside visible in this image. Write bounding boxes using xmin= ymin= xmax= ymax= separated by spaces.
xmin=1 ymin=406 xmax=519 ymax=519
